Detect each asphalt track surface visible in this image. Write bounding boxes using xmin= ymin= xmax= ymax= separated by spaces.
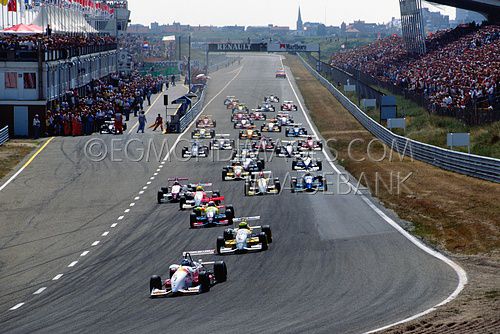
xmin=0 ymin=55 xmax=460 ymax=334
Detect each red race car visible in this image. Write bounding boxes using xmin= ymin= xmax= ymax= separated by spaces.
xmin=281 ymin=100 xmax=298 ymax=111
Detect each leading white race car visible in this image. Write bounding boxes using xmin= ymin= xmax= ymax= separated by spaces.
xmin=149 ymin=253 xmax=227 ymax=297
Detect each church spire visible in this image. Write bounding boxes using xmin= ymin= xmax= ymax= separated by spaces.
xmin=297 ymin=6 xmax=303 ymax=31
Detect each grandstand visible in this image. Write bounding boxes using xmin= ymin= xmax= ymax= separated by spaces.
xmin=0 ymin=1 xmax=130 ymax=137
xmin=330 ymin=23 xmax=499 ymax=124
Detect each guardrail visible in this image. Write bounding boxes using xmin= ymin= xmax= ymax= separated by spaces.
xmin=0 ymin=126 xmax=9 ymax=146
xmin=175 ymin=89 xmax=207 ymax=133
xmin=297 ymin=54 xmax=500 ymax=183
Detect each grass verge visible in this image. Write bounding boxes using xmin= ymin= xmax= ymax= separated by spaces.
xmin=0 ymin=140 xmax=41 ymax=181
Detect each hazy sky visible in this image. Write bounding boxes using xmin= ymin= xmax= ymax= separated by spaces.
xmin=128 ymin=0 xmax=455 ymax=27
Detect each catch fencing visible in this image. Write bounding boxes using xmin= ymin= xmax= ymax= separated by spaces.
xmin=298 ymin=54 xmax=500 ymax=183
xmin=0 ymin=126 xmax=9 ymax=146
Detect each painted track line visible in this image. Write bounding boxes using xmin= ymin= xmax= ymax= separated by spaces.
xmin=0 ymin=137 xmax=55 ymax=192
xmin=9 ymin=303 xmax=24 ymax=311
xmin=279 ymin=55 xmax=467 ymax=333
xmin=33 ymin=287 xmax=46 ymax=295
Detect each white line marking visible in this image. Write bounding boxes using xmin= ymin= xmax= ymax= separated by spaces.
xmin=161 ymin=161 xmax=165 ymax=165
xmin=9 ymin=303 xmax=25 ymax=310
xmin=143 ymin=186 xmax=148 ymax=190
xmin=146 ymin=181 xmax=151 ymax=185
xmin=68 ymin=261 xmax=78 ymax=267
xmin=153 ymin=173 xmax=158 ymax=176
xmin=80 ymin=251 xmax=89 ymax=257
xmin=111 ymin=223 xmax=118 ymax=228
xmin=52 ymin=274 xmax=63 ymax=281
xmin=129 ymin=203 xmax=135 ymax=207
xmin=91 ymin=241 xmax=100 ymax=246
xmin=139 ymin=191 xmax=144 ymax=195
xmin=159 ymin=165 xmax=163 ymax=168
xmin=102 ymin=231 xmax=109 ymax=237
xmin=134 ymin=196 xmax=140 ymax=200
xmin=118 ymin=216 xmax=124 ymax=220
xmin=280 ymin=56 xmax=468 ymax=333
xmin=150 ymin=177 xmax=155 ymax=180
xmin=33 ymin=287 xmax=46 ymax=295
xmin=124 ymin=209 xmax=130 ymax=213
xmin=156 ymin=169 xmax=161 ymax=172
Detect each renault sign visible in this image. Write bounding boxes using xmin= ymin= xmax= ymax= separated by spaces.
xmin=208 ymin=43 xmax=267 ymax=52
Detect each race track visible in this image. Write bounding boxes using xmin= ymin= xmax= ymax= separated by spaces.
xmin=0 ymin=54 xmax=461 ymax=334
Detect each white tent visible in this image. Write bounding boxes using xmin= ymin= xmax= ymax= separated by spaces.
xmin=32 ymin=6 xmax=97 ymax=34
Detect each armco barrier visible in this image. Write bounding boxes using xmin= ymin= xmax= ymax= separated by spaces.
xmin=0 ymin=126 xmax=9 ymax=146
xmin=297 ymin=54 xmax=500 ymax=183
xmin=177 ymin=89 xmax=207 ymax=133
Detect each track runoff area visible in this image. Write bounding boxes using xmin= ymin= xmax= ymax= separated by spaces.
xmin=0 ymin=54 xmax=464 ymax=334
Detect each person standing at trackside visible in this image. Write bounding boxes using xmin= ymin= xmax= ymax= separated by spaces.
xmin=137 ymin=111 xmax=147 ymax=133
xmin=149 ymin=113 xmax=163 ymax=132
xmin=33 ymin=114 xmax=41 ymax=139
xmin=147 ymin=89 xmax=152 ymax=106
xmin=171 ymin=74 xmax=176 ymax=86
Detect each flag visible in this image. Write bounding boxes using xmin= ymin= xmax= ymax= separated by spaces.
xmin=1 ymin=0 xmax=9 ymax=6
xmin=7 ymin=0 xmax=17 ymax=11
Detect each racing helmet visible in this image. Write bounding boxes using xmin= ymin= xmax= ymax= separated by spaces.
xmin=196 ymin=186 xmax=204 ymax=191
xmin=239 ymin=221 xmax=249 ymax=229
xmin=208 ymin=201 xmax=216 ymax=207
xmin=173 ymin=181 xmax=180 ymax=186
xmin=307 ymin=136 xmax=312 ymax=140
xmin=259 ymin=171 xmax=265 ymax=178
xmin=180 ymin=259 xmax=191 ymax=266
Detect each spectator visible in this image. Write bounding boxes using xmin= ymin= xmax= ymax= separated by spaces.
xmin=150 ymin=113 xmax=164 ymax=132
xmin=33 ymin=114 xmax=41 ymax=139
xmin=137 ymin=111 xmax=147 ymax=133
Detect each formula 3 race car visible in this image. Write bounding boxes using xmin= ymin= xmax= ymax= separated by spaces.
xmin=210 ymin=135 xmax=235 ymax=150
xmin=100 ymin=118 xmax=127 ymax=134
xmin=285 ymin=125 xmax=308 ymax=137
xmin=248 ymin=111 xmax=267 ymax=121
xmin=217 ymin=216 xmax=272 ymax=255
xmin=292 ymin=153 xmax=322 ymax=171
xmin=192 ymin=128 xmax=216 ymax=139
xmin=260 ymin=121 xmax=282 ymax=133
xmin=190 ymin=201 xmax=235 ymax=228
xmin=276 ymin=69 xmax=287 ymax=79
xmin=264 ymin=95 xmax=280 ymax=103
xmin=298 ymin=137 xmax=323 ymax=151
xmin=157 ymin=178 xmax=193 ymax=204
xmin=239 ymin=128 xmax=261 ymax=140
xmin=196 ymin=115 xmax=216 ymax=128
xmin=222 ymin=158 xmax=264 ymax=180
xmin=224 ymin=96 xmax=238 ymax=106
xmin=182 ymin=141 xmax=210 ymax=159
xmin=253 ymin=103 xmax=275 ymax=113
xmin=291 ymin=172 xmax=327 ymax=193
xmin=272 ymin=113 xmax=295 ymax=126
xmin=233 ymin=119 xmax=255 ymax=129
xmin=281 ymin=101 xmax=298 ymax=111
xmin=149 ymin=253 xmax=227 ymax=297
xmin=244 ymin=171 xmax=281 ymax=196
xmin=275 ymin=141 xmax=301 ymax=158
xmin=179 ymin=184 xmax=222 ymax=210
xmin=252 ymin=137 xmax=276 ymax=152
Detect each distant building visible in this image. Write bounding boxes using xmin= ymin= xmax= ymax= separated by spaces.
xmin=221 ymin=25 xmax=246 ymax=32
xmin=246 ymin=26 xmax=271 ymax=33
xmin=455 ymin=9 xmax=486 ymax=25
xmin=297 ymin=6 xmax=303 ymax=31
xmin=422 ymin=8 xmax=449 ymax=32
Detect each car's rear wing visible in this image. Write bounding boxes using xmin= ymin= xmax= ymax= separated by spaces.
xmin=250 ymin=171 xmax=272 ymax=176
xmin=233 ymin=216 xmax=261 ymax=223
xmin=168 ymin=177 xmax=189 ymax=182
xmin=215 ymin=134 xmax=230 ymax=137
xmin=201 ymin=196 xmax=225 ymax=203
xmin=190 ymin=182 xmax=213 ymax=188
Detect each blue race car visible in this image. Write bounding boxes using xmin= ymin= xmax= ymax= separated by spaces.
xmin=291 ymin=173 xmax=327 ymax=193
xmin=285 ymin=125 xmax=307 ymax=137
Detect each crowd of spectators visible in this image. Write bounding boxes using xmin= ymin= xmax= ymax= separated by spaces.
xmin=330 ymin=23 xmax=499 ymax=113
xmin=0 ymin=33 xmax=116 ymax=52
xmin=43 ymin=72 xmax=166 ymax=136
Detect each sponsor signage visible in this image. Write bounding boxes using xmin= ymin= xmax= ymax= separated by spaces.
xmin=267 ymin=43 xmax=320 ymax=52
xmin=208 ymin=43 xmax=267 ymax=52
xmin=387 ymin=118 xmax=406 ymax=130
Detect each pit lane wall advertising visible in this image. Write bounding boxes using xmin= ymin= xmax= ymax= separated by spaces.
xmin=267 ymin=43 xmax=320 ymax=52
